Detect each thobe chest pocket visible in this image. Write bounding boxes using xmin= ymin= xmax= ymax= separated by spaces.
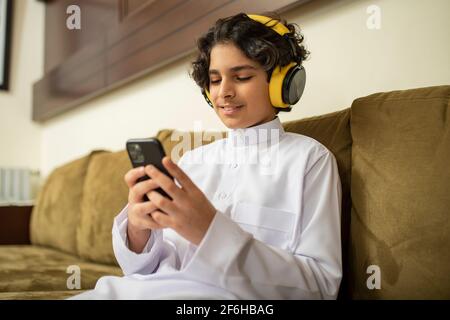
xmin=233 ymin=202 xmax=296 ymax=250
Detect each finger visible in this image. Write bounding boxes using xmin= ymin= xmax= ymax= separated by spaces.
xmin=140 ymin=214 xmax=164 ymax=230
xmin=133 ymin=200 xmax=158 ymax=216
xmin=124 ymin=166 xmax=146 ymax=188
xmin=129 ymin=179 xmax=160 ymax=203
xmin=161 ymin=157 xmax=197 ymax=193
xmin=148 ymin=190 xmax=178 ymax=216
xmin=145 ymin=164 xmax=183 ymax=200
xmin=151 ymin=210 xmax=173 ymax=229
xmin=130 ymin=203 xmax=163 ymax=230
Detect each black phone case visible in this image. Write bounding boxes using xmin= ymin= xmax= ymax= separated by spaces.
xmin=126 ymin=138 xmax=173 ymax=200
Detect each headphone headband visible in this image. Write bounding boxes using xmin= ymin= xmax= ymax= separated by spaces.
xmin=247 ymin=14 xmax=291 ymax=36
xmin=247 ymin=14 xmax=298 ymax=61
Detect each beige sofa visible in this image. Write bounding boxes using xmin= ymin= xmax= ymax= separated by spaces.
xmin=0 ymin=85 xmax=448 ymax=299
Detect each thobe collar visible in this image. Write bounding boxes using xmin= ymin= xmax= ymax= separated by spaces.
xmin=226 ymin=116 xmax=285 ymax=148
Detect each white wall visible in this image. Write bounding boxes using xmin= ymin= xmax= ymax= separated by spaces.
xmin=2 ymin=0 xmax=449 ymax=180
xmin=0 ymin=0 xmax=43 ymax=171
xmin=283 ymin=0 xmax=450 ymax=117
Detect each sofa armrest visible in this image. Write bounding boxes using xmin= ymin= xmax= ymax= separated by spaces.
xmin=0 ymin=205 xmax=33 ymax=245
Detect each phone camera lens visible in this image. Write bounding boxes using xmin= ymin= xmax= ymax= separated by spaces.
xmin=129 ymin=143 xmax=144 ymax=163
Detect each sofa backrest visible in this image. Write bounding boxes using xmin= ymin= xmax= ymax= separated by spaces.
xmin=76 ymin=150 xmax=131 ymax=265
xmin=30 ymin=150 xmax=106 ymax=255
xmin=349 ymin=85 xmax=450 ymax=299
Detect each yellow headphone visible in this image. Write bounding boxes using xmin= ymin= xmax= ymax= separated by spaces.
xmin=202 ymin=14 xmax=306 ymax=112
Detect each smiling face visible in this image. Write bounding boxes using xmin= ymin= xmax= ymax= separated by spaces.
xmin=208 ymin=42 xmax=277 ymax=129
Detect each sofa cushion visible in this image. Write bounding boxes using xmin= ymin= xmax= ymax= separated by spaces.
xmin=76 ymin=151 xmax=131 ymax=265
xmin=0 ymin=245 xmax=122 ymax=294
xmin=30 ymin=151 xmax=106 ymax=255
xmin=349 ymin=85 xmax=450 ymax=299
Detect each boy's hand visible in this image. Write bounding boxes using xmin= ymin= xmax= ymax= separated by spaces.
xmin=144 ymin=156 xmax=217 ymax=246
xmin=124 ymin=166 xmax=164 ymax=253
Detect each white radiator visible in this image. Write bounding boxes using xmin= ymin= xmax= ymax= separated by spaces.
xmin=0 ymin=168 xmax=40 ymax=205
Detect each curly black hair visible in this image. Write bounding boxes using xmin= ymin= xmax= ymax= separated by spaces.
xmin=190 ymin=12 xmax=310 ymax=94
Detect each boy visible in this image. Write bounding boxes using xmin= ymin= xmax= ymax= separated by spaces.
xmin=72 ymin=12 xmax=342 ymax=300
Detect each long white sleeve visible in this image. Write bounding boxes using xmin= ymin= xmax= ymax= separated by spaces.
xmin=184 ymin=151 xmax=342 ymax=299
xmin=112 ymin=206 xmax=184 ymax=275
xmin=112 ymin=205 xmax=166 ymax=275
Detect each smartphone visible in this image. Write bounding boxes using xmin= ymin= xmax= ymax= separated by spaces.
xmin=126 ymin=138 xmax=173 ymax=201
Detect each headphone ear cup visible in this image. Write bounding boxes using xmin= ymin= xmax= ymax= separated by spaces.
xmin=269 ymin=62 xmax=297 ymax=108
xmin=282 ymin=65 xmax=306 ymax=105
xmin=269 ymin=63 xmax=306 ymax=108
xmin=202 ymin=88 xmax=214 ymax=108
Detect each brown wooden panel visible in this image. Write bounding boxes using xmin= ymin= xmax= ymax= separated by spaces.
xmin=115 ymin=0 xmax=185 ymax=40
xmin=34 ymin=38 xmax=107 ymax=120
xmin=106 ymin=0 xmax=201 ymax=67
xmin=44 ymin=0 xmax=117 ymax=73
xmin=0 ymin=206 xmax=33 ymax=245
xmin=106 ymin=0 xmax=231 ymax=82
xmin=34 ymin=0 xmax=311 ymax=121
xmin=121 ymin=0 xmax=158 ymax=19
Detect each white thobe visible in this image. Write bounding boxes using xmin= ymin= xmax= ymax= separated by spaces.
xmin=71 ymin=117 xmax=342 ymax=300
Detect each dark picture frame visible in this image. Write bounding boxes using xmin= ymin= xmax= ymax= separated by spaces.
xmin=0 ymin=0 xmax=12 ymax=91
